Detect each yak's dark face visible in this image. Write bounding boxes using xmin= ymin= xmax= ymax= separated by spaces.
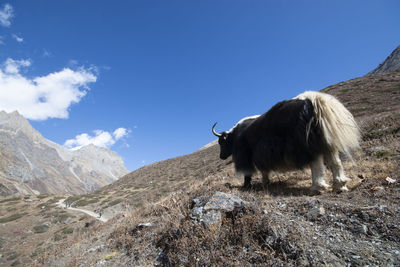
xmin=218 ymin=132 xmax=233 ymax=160
xmin=212 ymin=122 xmax=234 ymax=160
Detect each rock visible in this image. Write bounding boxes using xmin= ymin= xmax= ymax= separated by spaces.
xmin=378 ymin=205 xmax=388 ymax=212
xmin=371 ymin=185 xmax=384 ymax=191
xmin=138 ymin=222 xmax=153 ymax=227
xmin=305 ymin=206 xmax=325 ymax=221
xmin=366 ymin=146 xmax=387 ymax=153
xmin=63 ymin=217 xmax=72 ymax=224
xmin=203 ymin=191 xmax=250 ymax=212
xmin=155 ymin=252 xmax=171 ymax=267
xmin=385 ymin=177 xmax=396 ymax=184
xmin=190 ymin=191 xmax=253 ymax=227
xmin=351 ymin=224 xmax=368 ymax=235
xmin=85 ymin=245 xmax=104 ymax=254
xmin=190 ymin=207 xmax=221 ymax=227
xmin=130 ymin=222 xmax=154 ymax=236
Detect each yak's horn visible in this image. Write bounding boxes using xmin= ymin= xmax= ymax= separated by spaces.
xmin=212 ymin=122 xmax=222 ymax=137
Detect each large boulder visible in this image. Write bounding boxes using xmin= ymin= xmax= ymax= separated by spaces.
xmin=189 ymin=191 xmax=255 ymax=227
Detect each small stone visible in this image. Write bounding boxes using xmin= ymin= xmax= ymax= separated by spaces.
xmin=306 ymin=206 xmax=325 ymax=221
xmin=155 ymin=252 xmax=171 ymax=267
xmin=371 ymin=185 xmax=384 ymax=191
xmin=385 ymin=177 xmax=396 ymax=184
xmin=138 ymin=222 xmax=152 ymax=227
xmin=352 ymin=224 xmax=368 ymax=234
xmin=378 ymin=205 xmax=388 ymax=212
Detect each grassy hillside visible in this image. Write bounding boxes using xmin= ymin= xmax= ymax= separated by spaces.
xmin=2 ymin=71 xmax=399 ymax=266
xmin=0 ymin=195 xmax=102 ymax=267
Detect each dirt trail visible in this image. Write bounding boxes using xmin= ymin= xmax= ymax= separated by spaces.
xmin=57 ymin=199 xmax=109 ymax=222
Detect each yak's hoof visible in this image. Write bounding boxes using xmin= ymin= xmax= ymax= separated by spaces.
xmin=335 ymin=176 xmax=352 ymax=184
xmin=333 ymin=177 xmax=351 ymax=192
xmin=333 ymin=184 xmax=349 ymax=193
xmin=241 ymin=183 xmax=251 ymax=191
xmin=310 ymin=183 xmax=331 ymax=194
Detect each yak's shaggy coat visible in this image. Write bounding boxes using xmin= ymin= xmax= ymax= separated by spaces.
xmin=212 ymin=91 xmax=360 ymax=191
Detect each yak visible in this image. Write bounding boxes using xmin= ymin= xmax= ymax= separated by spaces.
xmin=212 ymin=91 xmax=360 ymax=192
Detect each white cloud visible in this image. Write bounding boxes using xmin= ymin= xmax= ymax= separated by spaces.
xmin=64 ymin=128 xmax=129 ymax=150
xmin=113 ymin=127 xmax=128 ymax=139
xmin=0 ymin=3 xmax=13 ymax=27
xmin=0 ymin=58 xmax=97 ymax=120
xmin=3 ymin=58 xmax=31 ymax=74
xmin=0 ymin=36 xmax=4 ymax=45
xmin=12 ymin=34 xmax=23 ymax=43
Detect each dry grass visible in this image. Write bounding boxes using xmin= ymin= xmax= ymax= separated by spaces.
xmin=0 ymin=195 xmax=102 ymax=267
xmin=4 ymin=71 xmax=400 ymax=266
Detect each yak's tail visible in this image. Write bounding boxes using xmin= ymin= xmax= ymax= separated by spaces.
xmin=295 ymin=91 xmax=360 ymax=158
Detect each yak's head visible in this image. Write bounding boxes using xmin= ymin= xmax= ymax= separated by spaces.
xmin=212 ymin=122 xmax=233 ymax=160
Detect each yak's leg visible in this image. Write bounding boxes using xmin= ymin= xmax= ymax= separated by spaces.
xmin=325 ymin=150 xmax=351 ymax=191
xmin=310 ymin=154 xmax=331 ymax=192
xmin=261 ymin=171 xmax=270 ymax=187
xmin=243 ymin=175 xmax=252 ymax=189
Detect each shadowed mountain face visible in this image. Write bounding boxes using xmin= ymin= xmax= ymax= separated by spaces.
xmin=0 ymin=111 xmax=129 ymax=195
xmin=368 ymin=45 xmax=400 ymax=75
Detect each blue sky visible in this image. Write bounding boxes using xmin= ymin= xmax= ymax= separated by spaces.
xmin=0 ymin=1 xmax=399 ymax=171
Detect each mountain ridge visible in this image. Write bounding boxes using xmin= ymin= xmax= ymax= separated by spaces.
xmin=368 ymin=45 xmax=400 ymax=75
xmin=0 ymin=111 xmax=129 ymax=195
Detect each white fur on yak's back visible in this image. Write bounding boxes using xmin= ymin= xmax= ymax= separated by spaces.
xmin=295 ymin=91 xmax=360 ymax=158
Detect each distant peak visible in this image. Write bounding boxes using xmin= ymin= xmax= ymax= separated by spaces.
xmin=368 ymin=45 xmax=400 ymax=75
xmin=0 ymin=110 xmax=29 ymax=124
xmin=0 ymin=110 xmax=22 ymax=117
xmin=10 ymin=110 xmax=22 ymax=116
xmin=83 ymin=143 xmax=102 ymax=149
xmin=76 ymin=143 xmax=111 ymax=152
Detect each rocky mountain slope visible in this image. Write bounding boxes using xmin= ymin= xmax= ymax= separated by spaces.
xmin=368 ymin=45 xmax=400 ymax=75
xmin=31 ymin=69 xmax=399 ymax=267
xmin=0 ymin=111 xmax=129 ymax=196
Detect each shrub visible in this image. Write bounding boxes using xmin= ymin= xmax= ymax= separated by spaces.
xmin=33 ymin=224 xmax=49 ymax=233
xmin=375 ymin=149 xmax=394 ymax=159
xmin=53 ymin=234 xmax=64 ymax=241
xmin=65 ymin=195 xmax=82 ymax=203
xmin=0 ymin=213 xmax=27 ymax=223
xmin=31 ymin=247 xmax=43 ymax=258
xmin=75 ymin=198 xmax=98 ymax=207
xmin=0 ymin=196 xmax=20 ymax=203
xmin=62 ymin=227 xmax=74 ymax=234
xmin=103 ymin=199 xmax=122 ymax=209
xmin=6 ymin=252 xmax=19 ymax=261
